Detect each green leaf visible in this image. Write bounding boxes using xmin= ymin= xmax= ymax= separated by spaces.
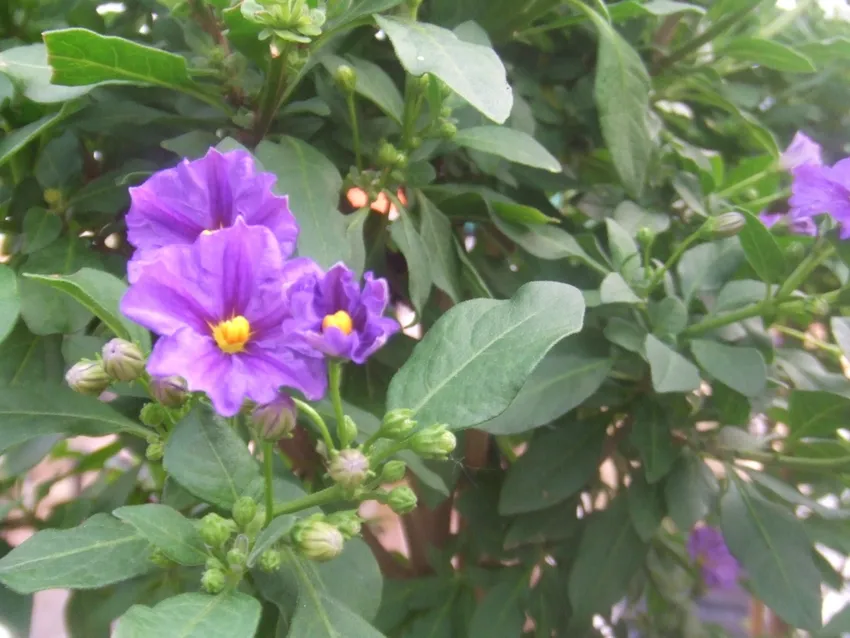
xmin=648 ymin=297 xmax=688 ymax=336
xmin=628 ymin=474 xmax=665 ymax=541
xmin=387 ymin=281 xmax=585 ymax=429
xmin=737 ymin=210 xmax=786 ymax=284
xmin=631 ymin=400 xmax=678 ymax=483
xmin=613 ymin=200 xmax=670 ymax=235
xmin=24 ymin=268 xmax=151 ymax=352
xmin=389 ymin=212 xmax=433 ymax=314
xmin=288 ymin=590 xmax=385 ymax=638
xmin=326 ymin=0 xmax=405 ymax=31
xmin=787 ymin=390 xmax=850 ymax=442
xmin=690 ymin=339 xmax=767 ymax=397
xmin=0 ymin=266 xmax=20 ymax=346
xmin=374 ymin=16 xmax=512 ymax=123
xmin=831 ymin=317 xmax=850 ymax=359
xmin=645 ymin=334 xmax=701 ymax=393
xmin=0 ymin=323 xmax=63 ymax=386
xmin=568 ymin=495 xmax=648 ymax=620
xmin=714 ymin=279 xmax=771 ymax=313
xmin=321 ymin=55 xmax=403 ymax=122
xmin=664 ymin=453 xmax=719 ymax=532
xmin=588 ymin=9 xmax=652 ymax=196
xmin=115 ymin=592 xmax=261 ymax=638
xmin=454 ymin=126 xmax=560 ymax=172
xmin=0 ymin=514 xmax=153 ymax=593
xmin=499 ymin=422 xmax=606 ymax=514
xmin=504 ymin=502 xmax=580 ymax=549
xmin=677 ymin=238 xmax=744 ymax=302
xmin=0 ymin=383 xmax=148 ymax=455
xmin=604 ymin=317 xmax=647 ymax=353
xmin=491 ymin=216 xmax=605 ymax=271
xmin=477 ymin=335 xmax=612 ymax=435
xmin=600 ymin=272 xmax=642 ymax=305
xmin=0 ymin=44 xmax=94 ymax=103
xmin=418 ymin=194 xmax=461 ymax=303
xmin=164 ymin=406 xmax=261 ymax=509
xmin=720 ymin=477 xmax=822 ymax=631
xmin=35 ymin=130 xmax=82 ymax=190
xmin=247 ymin=515 xmax=295 ymax=568
xmin=745 ymin=470 xmax=850 ymax=520
xmin=0 ymin=110 xmax=68 ymax=168
xmin=21 ymin=208 xmax=62 ymax=255
xmin=255 ymin=138 xmax=348 ymax=270
xmin=113 ymin=504 xmax=207 ymax=566
xmin=490 ymin=201 xmax=555 ymax=225
xmin=723 ymin=37 xmax=816 ymax=73
xmin=468 ymin=579 xmax=525 ymax=638
xmin=606 ymin=219 xmax=641 ymax=282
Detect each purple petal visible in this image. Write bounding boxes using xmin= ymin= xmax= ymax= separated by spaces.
xmin=780 ymin=131 xmax=823 ymax=171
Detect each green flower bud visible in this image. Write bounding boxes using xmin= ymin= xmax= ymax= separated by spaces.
xmin=245 ymin=510 xmax=265 ymax=539
xmin=292 ymin=520 xmax=344 ymax=562
xmin=43 ymin=188 xmax=63 ymax=206
xmin=636 ymin=227 xmax=655 ymax=245
xmin=227 ymin=547 xmax=247 ymax=569
xmin=380 ymin=409 xmax=416 ymax=439
xmin=338 ymin=415 xmax=358 ymax=448
xmin=139 ymin=402 xmax=167 ymax=428
xmin=232 ymin=496 xmax=258 ymax=528
xmin=150 ymin=376 xmax=188 ymax=408
xmin=409 ymin=424 xmax=456 ymax=459
xmin=394 ymin=151 xmax=408 ymax=169
xmin=417 ymin=73 xmax=431 ymax=92
xmin=259 ymin=548 xmax=283 ymax=572
xmin=437 ymin=120 xmax=457 ymax=139
xmin=805 ymin=296 xmax=830 ymax=316
xmin=440 ymin=105 xmax=452 ymax=118
xmin=377 ymin=141 xmax=399 ymax=168
xmin=101 ymin=338 xmax=145 ymax=382
xmin=334 ymin=64 xmax=357 ymax=94
xmin=379 ymin=460 xmax=407 ymax=483
xmin=65 ymin=360 xmax=111 ymax=396
xmin=785 ymin=241 xmax=805 ymax=262
xmin=205 ymin=556 xmax=225 ymax=571
xmin=149 ymin=548 xmax=172 ymax=568
xmin=409 ymin=136 xmax=423 ymax=149
xmin=145 ymin=440 xmax=164 ymax=462
xmin=327 ymin=449 xmax=370 ymax=489
xmin=704 ymin=212 xmax=746 ymax=239
xmin=325 ymin=510 xmax=362 ymax=539
xmin=201 ymin=568 xmax=227 ymax=594
xmin=387 ymin=486 xmax=417 ymax=515
xmin=199 ymin=513 xmax=234 ymax=548
xmin=251 ymin=394 xmax=297 ymax=441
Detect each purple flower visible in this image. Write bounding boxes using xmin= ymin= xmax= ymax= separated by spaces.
xmin=126 ymin=148 xmax=297 ymax=281
xmin=759 ymin=211 xmax=817 ymax=236
xmin=687 ymin=526 xmax=740 ymax=590
xmin=284 ymin=263 xmax=399 ymax=364
xmin=788 ymin=159 xmax=850 ymax=238
xmin=779 ymin=132 xmax=823 ymax=171
xmin=120 ymin=220 xmax=326 ymax=417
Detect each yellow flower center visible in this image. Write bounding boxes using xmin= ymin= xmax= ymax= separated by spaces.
xmin=322 ymin=311 xmax=354 ymax=336
xmin=211 ymin=315 xmax=251 ymax=353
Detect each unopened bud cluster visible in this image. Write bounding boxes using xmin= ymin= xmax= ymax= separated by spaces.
xmin=241 ymin=0 xmax=326 ymax=43
xmin=66 ymin=339 xmax=151 ymax=398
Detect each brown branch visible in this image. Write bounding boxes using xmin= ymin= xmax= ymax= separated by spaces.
xmin=361 ymin=525 xmax=414 ymax=579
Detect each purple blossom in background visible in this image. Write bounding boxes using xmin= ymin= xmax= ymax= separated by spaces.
xmin=759 ymin=211 xmax=817 ymax=236
xmin=121 ymin=220 xmax=326 ymax=416
xmin=284 ymin=262 xmax=399 ymax=364
xmin=788 ymin=159 xmax=850 ymax=239
xmin=688 ymin=526 xmax=740 ymax=590
xmin=779 ymin=131 xmax=822 ymax=171
xmin=126 ymin=148 xmax=298 ymax=280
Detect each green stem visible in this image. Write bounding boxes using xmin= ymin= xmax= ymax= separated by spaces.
xmin=722 ymin=448 xmax=850 ymax=472
xmin=346 ymin=92 xmax=362 ymax=171
xmin=272 ymin=485 xmax=343 ymax=516
xmin=263 ymin=442 xmax=275 ymax=525
xmin=647 ymin=227 xmax=704 ymax=292
xmin=683 ymin=300 xmax=769 ymax=337
xmin=253 ymin=49 xmax=289 ymax=143
xmin=328 ymin=361 xmax=346 ymax=445
xmin=715 ymin=167 xmax=775 ymax=199
xmin=777 ymin=243 xmax=835 ymax=299
xmin=369 ymin=440 xmax=410 ymax=467
xmin=744 ymin=188 xmax=790 ymax=211
xmin=292 ymin=398 xmax=335 ymax=453
xmin=401 ymin=76 xmax=425 ymax=149
xmin=774 ymin=325 xmax=844 ymax=358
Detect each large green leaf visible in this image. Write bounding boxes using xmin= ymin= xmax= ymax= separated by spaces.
xmin=374 ymin=16 xmax=512 ymax=123
xmin=787 ymin=390 xmax=850 ymax=442
xmin=0 ymin=383 xmax=149 ymax=454
xmin=677 ymin=238 xmax=744 ymax=303
xmin=163 ymin=406 xmax=260 ymax=509
xmin=0 ymin=514 xmax=153 ymax=593
xmin=690 ymin=339 xmax=767 ymax=397
xmin=0 ymin=266 xmax=20 ymax=346
xmin=477 ymin=336 xmax=612 ymax=435
xmin=664 ymin=453 xmax=719 ymax=532
xmin=491 ymin=216 xmax=605 ymax=272
xmin=387 ymin=281 xmax=585 ymax=429
xmin=499 ymin=421 xmax=606 ymax=514
xmin=24 ymin=268 xmax=150 ymax=351
xmin=630 ymin=400 xmax=678 ymax=483
xmin=0 ymin=44 xmax=94 ymax=103
xmin=454 ymin=126 xmax=560 ymax=172
xmin=720 ymin=477 xmax=822 ymax=631
xmin=723 ymin=37 xmax=816 ymax=73
xmin=21 ymin=208 xmax=62 ymax=255
xmin=389 ymin=211 xmax=433 ymax=314
xmin=0 ymin=110 xmax=69 ymax=168
xmin=115 ymin=592 xmax=261 ymax=638
xmin=326 ymin=0 xmax=405 ymax=31
xmin=418 ymin=194 xmax=461 ymax=302
xmin=644 ymin=334 xmax=701 ymax=393
xmin=737 ymin=210 xmax=786 ymax=284
xmin=255 ymin=138 xmax=348 ymax=270
xmin=113 ymin=504 xmax=208 ymax=566
xmin=468 ymin=578 xmax=526 ymax=638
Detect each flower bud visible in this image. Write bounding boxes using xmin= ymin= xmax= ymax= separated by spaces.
xmin=205 ymin=556 xmax=225 ymax=571
xmin=440 ymin=105 xmax=452 ymax=118
xmin=379 ymin=460 xmax=407 ymax=483
xmin=201 ymin=568 xmax=227 ymax=594
xmin=377 ymin=141 xmax=399 ymax=168
xmin=636 ymin=227 xmax=655 ymax=245
xmin=704 ymin=212 xmax=745 ymax=239
xmin=232 ymin=496 xmax=258 ymax=528
xmin=139 ymin=402 xmax=167 ymax=428
xmin=150 ymin=376 xmax=188 ymax=408
xmin=338 ymin=415 xmax=358 ymax=448
xmin=292 ymin=520 xmax=344 ymax=562
xmin=245 ymin=510 xmax=265 ymax=539
xmin=199 ymin=513 xmax=234 ymax=548
xmin=251 ymin=394 xmax=297 ymax=441
xmin=334 ymin=64 xmax=357 ymax=94
xmin=149 ymin=548 xmax=172 ymax=568
xmin=784 ymin=241 xmax=805 ymax=262
xmin=145 ymin=440 xmax=164 ymax=462
xmin=417 ymin=73 xmax=431 ymax=92
xmin=409 ymin=424 xmax=456 ymax=459
xmin=101 ymin=338 xmax=145 ymax=382
xmin=380 ymin=409 xmax=416 ymax=439
xmin=805 ymin=296 xmax=830 ymax=316
xmin=327 ymin=449 xmax=370 ymax=489
xmin=227 ymin=547 xmax=247 ymax=569
xmin=409 ymin=135 xmax=423 ymax=149
xmin=325 ymin=510 xmax=362 ymax=539
xmin=437 ymin=120 xmax=457 ymax=139
xmin=65 ymin=360 xmax=110 ymax=396
xmin=387 ymin=486 xmax=417 ymax=515
xmin=259 ymin=548 xmax=283 ymax=572
xmin=43 ymin=188 xmax=63 ymax=206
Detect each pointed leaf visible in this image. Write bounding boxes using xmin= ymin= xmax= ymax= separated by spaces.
xmin=454 ymin=126 xmax=560 ymax=172
xmin=389 ymin=211 xmax=432 ymax=314
xmin=113 ymin=504 xmax=208 ymax=566
xmin=737 ymin=210 xmax=786 ymax=283
xmin=631 ymin=401 xmax=678 ymax=482
xmin=0 ymin=266 xmax=19 ymax=346
xmin=691 ymin=339 xmax=767 ymax=397
xmin=645 ymin=334 xmax=701 ymax=393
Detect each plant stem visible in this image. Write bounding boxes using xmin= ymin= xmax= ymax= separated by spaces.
xmin=272 ymin=485 xmax=343 ymax=516
xmin=776 ymin=243 xmax=835 ymax=299
xmin=774 ymin=325 xmax=844 ymax=358
xmin=346 ymin=92 xmax=362 ymax=170
xmin=744 ymin=188 xmax=790 ymax=211
xmin=647 ymin=227 xmax=704 ymax=292
xmin=263 ymin=442 xmax=275 ymax=525
xmin=715 ymin=167 xmax=776 ymax=199
xmin=292 ymin=398 xmax=335 ymax=453
xmin=682 ymin=300 xmax=769 ymax=337
xmin=253 ymin=49 xmax=289 ymax=143
xmin=722 ymin=448 xmax=850 ymax=472
xmin=328 ymin=361 xmax=346 ymax=444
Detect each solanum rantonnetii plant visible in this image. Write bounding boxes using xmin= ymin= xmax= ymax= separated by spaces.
xmin=4 ymin=0 xmax=850 ymax=636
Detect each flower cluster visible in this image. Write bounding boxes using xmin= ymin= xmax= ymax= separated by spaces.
xmin=120 ymin=148 xmax=399 ymax=416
